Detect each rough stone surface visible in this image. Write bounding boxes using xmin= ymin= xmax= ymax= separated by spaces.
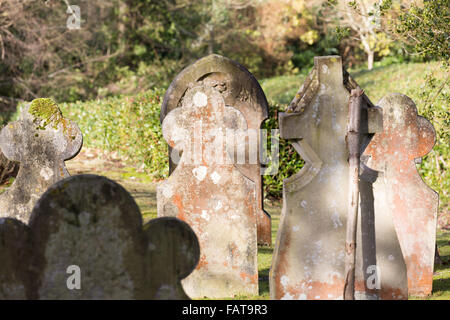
xmin=158 ymin=85 xmax=258 ymax=298
xmin=0 ymin=174 xmax=200 ymax=300
xmin=362 ymin=93 xmax=439 ymax=297
xmin=161 ymin=54 xmax=271 ymax=246
xmin=0 ymin=218 xmax=32 ymax=299
xmin=0 ymin=101 xmax=83 ymax=223
xmin=270 ymin=56 xmax=406 ymax=300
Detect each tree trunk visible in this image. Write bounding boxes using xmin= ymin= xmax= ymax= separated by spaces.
xmin=367 ymin=50 xmax=374 ymax=70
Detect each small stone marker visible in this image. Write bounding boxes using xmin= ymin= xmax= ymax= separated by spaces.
xmin=158 ymin=85 xmax=258 ymax=298
xmin=362 ymin=93 xmax=439 ymax=297
xmin=270 ymin=56 xmax=407 ymax=300
xmin=0 ymin=98 xmax=83 ymax=223
xmin=161 ymin=54 xmax=271 ymax=246
xmin=25 ymin=174 xmax=200 ymax=300
xmin=0 ymin=218 xmax=33 ymax=299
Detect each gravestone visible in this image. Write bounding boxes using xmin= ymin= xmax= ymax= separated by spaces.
xmin=25 ymin=174 xmax=200 ymax=300
xmin=0 ymin=98 xmax=83 ymax=223
xmin=0 ymin=218 xmax=33 ymax=299
xmin=157 ymin=85 xmax=258 ymax=298
xmin=270 ymin=56 xmax=407 ymax=300
xmin=362 ymin=93 xmax=439 ymax=297
xmin=161 ymin=54 xmax=271 ymax=246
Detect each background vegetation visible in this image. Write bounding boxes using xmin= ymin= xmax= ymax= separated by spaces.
xmin=0 ymin=0 xmax=448 ymax=215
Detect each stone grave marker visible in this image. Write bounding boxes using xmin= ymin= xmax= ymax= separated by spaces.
xmin=161 ymin=54 xmax=272 ymax=246
xmin=0 ymin=174 xmax=200 ymax=300
xmin=0 ymin=218 xmax=33 ymax=299
xmin=270 ymin=56 xmax=407 ymax=300
xmin=158 ymin=85 xmax=258 ymax=298
xmin=0 ymin=98 xmax=83 ymax=223
xmin=362 ymin=93 xmax=439 ymax=297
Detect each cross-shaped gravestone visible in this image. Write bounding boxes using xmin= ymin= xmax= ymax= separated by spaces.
xmin=158 ymin=85 xmax=258 ymax=298
xmin=4 ymin=174 xmax=199 ymax=300
xmin=362 ymin=93 xmax=439 ymax=297
xmin=0 ymin=98 xmax=83 ymax=223
xmin=161 ymin=54 xmax=272 ymax=246
xmin=270 ymin=56 xmax=407 ymax=300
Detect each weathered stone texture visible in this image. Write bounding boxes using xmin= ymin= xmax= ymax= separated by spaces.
xmin=362 ymin=93 xmax=439 ymax=296
xmin=0 ymin=218 xmax=32 ymax=299
xmin=158 ymin=85 xmax=258 ymax=298
xmin=161 ymin=54 xmax=271 ymax=246
xmin=0 ymin=174 xmax=200 ymax=300
xmin=270 ymin=56 xmax=407 ymax=300
xmin=0 ymin=100 xmax=82 ymax=223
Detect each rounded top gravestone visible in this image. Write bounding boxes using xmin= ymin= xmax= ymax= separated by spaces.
xmin=22 ymin=174 xmax=200 ymax=300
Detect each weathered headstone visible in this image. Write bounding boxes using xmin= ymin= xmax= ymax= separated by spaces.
xmin=0 ymin=98 xmax=83 ymax=223
xmin=0 ymin=218 xmax=33 ymax=299
xmin=145 ymin=217 xmax=200 ymax=299
xmin=161 ymin=54 xmax=271 ymax=246
xmin=158 ymin=85 xmax=258 ymax=298
xmin=25 ymin=174 xmax=200 ymax=300
xmin=356 ymin=163 xmax=408 ymax=300
xmin=362 ymin=93 xmax=439 ymax=297
xmin=270 ymin=56 xmax=407 ymax=300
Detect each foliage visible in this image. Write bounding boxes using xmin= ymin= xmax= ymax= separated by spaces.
xmin=57 ymin=89 xmax=168 ymax=180
xmin=261 ymin=100 xmax=304 ymax=199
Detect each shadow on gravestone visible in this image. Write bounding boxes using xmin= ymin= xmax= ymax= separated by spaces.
xmin=270 ymin=56 xmax=407 ymax=300
xmin=0 ymin=218 xmax=33 ymax=299
xmin=161 ymin=54 xmax=271 ymax=246
xmin=0 ymin=98 xmax=83 ymax=224
xmin=0 ymin=174 xmax=200 ymax=300
xmin=362 ymin=93 xmax=439 ymax=297
xmin=158 ymin=85 xmax=258 ymax=298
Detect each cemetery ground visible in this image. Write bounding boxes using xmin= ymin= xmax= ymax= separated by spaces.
xmin=0 ymin=60 xmax=448 ymax=300
xmin=15 ymin=146 xmax=449 ymax=300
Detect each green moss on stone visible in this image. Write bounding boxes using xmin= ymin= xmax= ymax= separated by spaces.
xmin=29 ymin=98 xmax=64 ymax=130
xmin=29 ymin=98 xmax=74 ymax=137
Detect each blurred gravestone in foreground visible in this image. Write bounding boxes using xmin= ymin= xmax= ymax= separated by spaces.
xmin=0 ymin=174 xmax=200 ymax=300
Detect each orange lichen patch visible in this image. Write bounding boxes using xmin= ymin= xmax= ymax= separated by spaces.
xmin=173 ymin=194 xmax=187 ymax=221
xmin=196 ymin=254 xmax=208 ymax=269
xmin=239 ymin=271 xmax=258 ymax=285
xmin=405 ymin=253 xmax=433 ymax=296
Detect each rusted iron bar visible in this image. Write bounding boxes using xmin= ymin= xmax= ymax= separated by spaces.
xmin=344 ymin=87 xmax=364 ymax=300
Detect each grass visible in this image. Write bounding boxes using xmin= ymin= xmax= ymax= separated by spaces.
xmin=260 ymin=60 xmax=446 ymax=105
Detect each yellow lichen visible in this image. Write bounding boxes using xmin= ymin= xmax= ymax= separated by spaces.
xmin=29 ymin=98 xmax=63 ymax=130
xmin=29 ymin=98 xmax=75 ymax=138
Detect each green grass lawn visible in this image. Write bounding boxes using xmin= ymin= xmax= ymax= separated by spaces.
xmin=260 ymin=60 xmax=446 ymax=106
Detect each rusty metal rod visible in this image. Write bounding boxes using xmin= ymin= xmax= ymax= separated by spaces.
xmin=344 ymin=87 xmax=364 ymax=300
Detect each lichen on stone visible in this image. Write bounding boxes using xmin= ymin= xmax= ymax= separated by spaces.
xmin=28 ymin=98 xmax=73 ymax=137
